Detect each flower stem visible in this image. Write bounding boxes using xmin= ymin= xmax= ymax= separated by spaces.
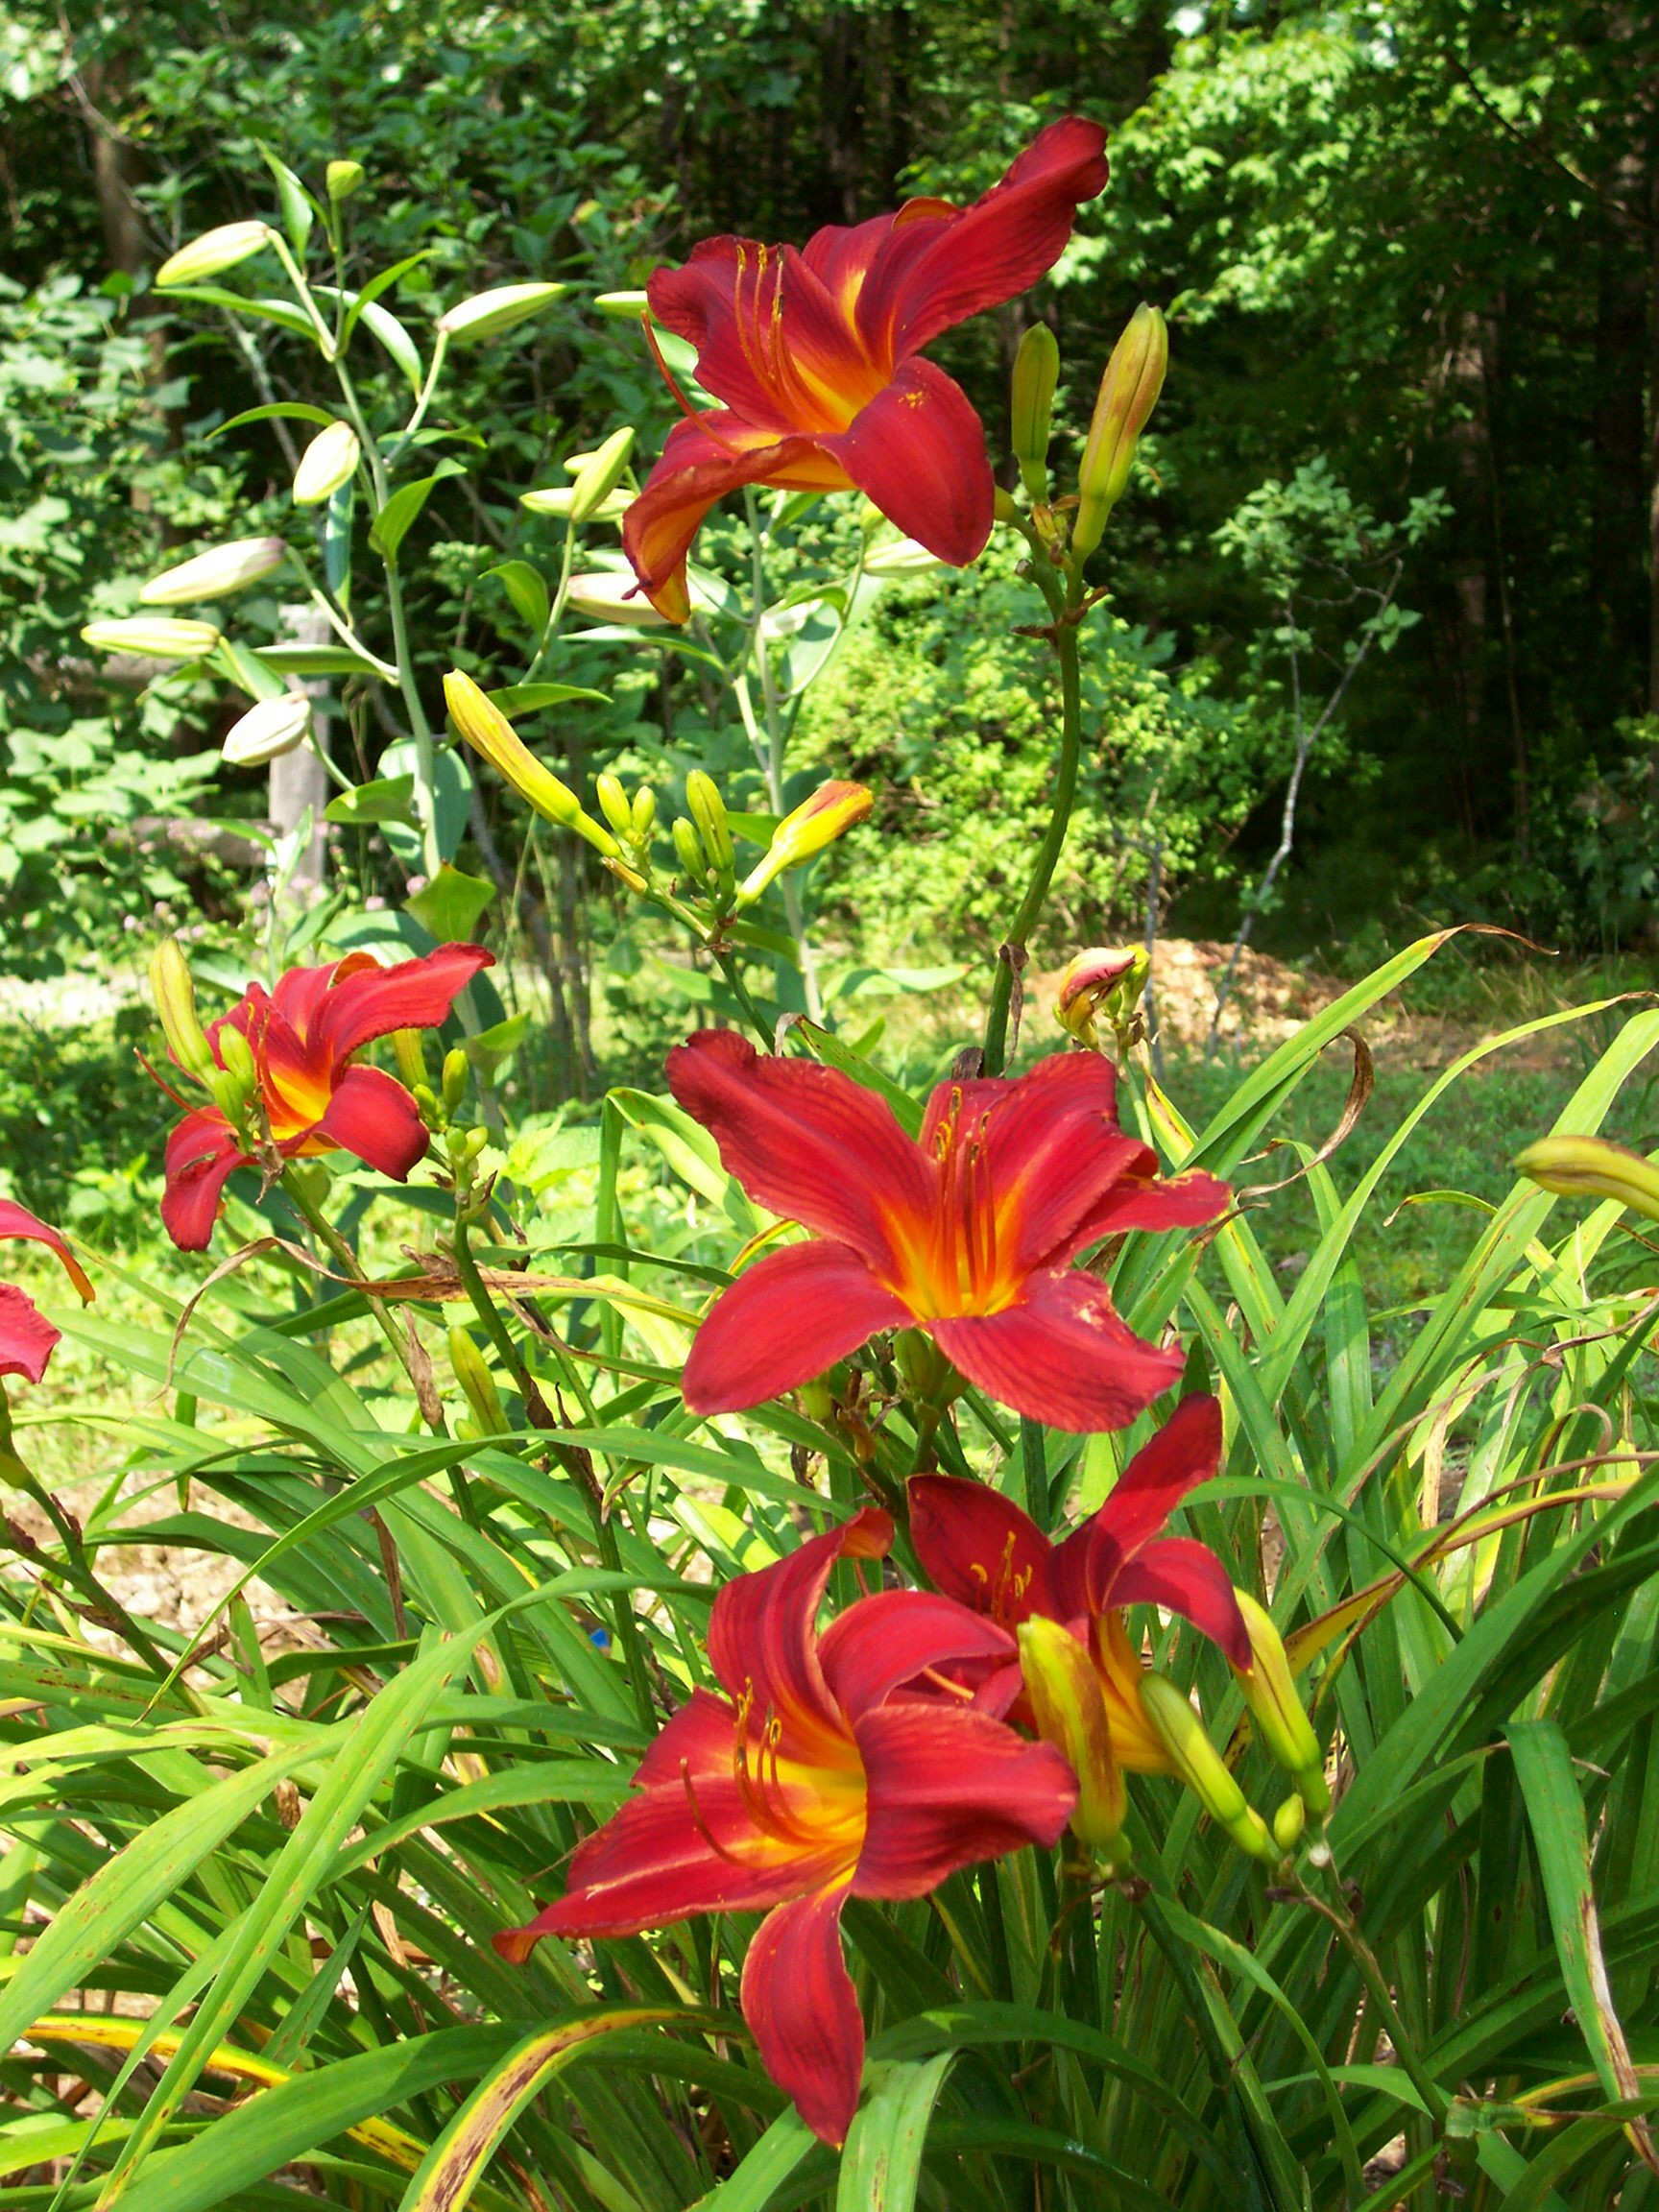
xmin=982 ymin=565 xmax=1084 ymax=1075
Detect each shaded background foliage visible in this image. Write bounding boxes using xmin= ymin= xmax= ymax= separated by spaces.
xmin=7 ymin=0 xmax=1659 ymax=984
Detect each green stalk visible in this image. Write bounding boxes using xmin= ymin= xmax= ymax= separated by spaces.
xmin=982 ymin=552 xmax=1083 ymax=1075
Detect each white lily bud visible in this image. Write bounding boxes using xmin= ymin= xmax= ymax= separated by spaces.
xmin=139 ymin=537 xmax=289 ymax=606
xmin=80 ymin=616 xmax=222 ymax=659
xmin=436 ymin=283 xmax=565 ymax=341
xmin=292 ymin=421 xmax=360 ymax=506
xmin=221 ymin=693 xmax=312 ymax=767
xmin=156 ymin=221 xmax=275 ymax=289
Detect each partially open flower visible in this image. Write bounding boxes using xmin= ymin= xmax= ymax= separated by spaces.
xmin=738 ymin=782 xmax=872 ymax=902
xmin=1018 ymin=1614 xmax=1129 ymax=1864
xmin=1056 ymin=947 xmax=1149 ymax=1050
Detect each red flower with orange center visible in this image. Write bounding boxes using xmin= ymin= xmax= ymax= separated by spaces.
xmin=624 ymin=117 xmax=1109 ymax=620
xmin=0 ymin=1202 xmax=93 ymax=1384
xmin=666 ymin=1030 xmax=1229 ymax=1431
xmin=159 ymin=943 xmax=493 ymax=1251
xmin=495 ymin=1510 xmax=1074 ymax=2146
xmin=910 ymin=1394 xmax=1250 ymax=1769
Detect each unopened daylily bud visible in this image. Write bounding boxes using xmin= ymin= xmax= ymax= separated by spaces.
xmin=391 ymin=1029 xmax=429 ymax=1092
xmin=595 ymin=773 xmax=633 ymax=840
xmin=519 ymin=485 xmax=630 ymax=524
xmin=862 ymin=536 xmax=947 ymax=577
xmin=685 ymin=771 xmax=733 ymax=874
xmin=1272 ymin=1792 xmax=1308 ymax=1854
xmin=156 ymin=220 xmax=275 ymax=289
xmin=630 ymin=786 xmax=657 ymax=841
xmin=565 ymin=570 xmax=673 ymax=627
xmin=1516 ymin=1134 xmax=1659 ymax=1220
xmin=441 ymin=1047 xmax=469 ymax=1116
xmin=436 ymin=282 xmax=565 ymax=341
xmin=448 ymin=1326 xmax=507 ymax=1434
xmin=293 ymin=421 xmax=360 ymax=507
xmin=594 ymin=290 xmax=650 ymax=320
xmin=738 ymin=781 xmax=872 ymax=902
xmin=326 ymin=160 xmax=366 ymax=204
xmin=140 ymin=537 xmax=288 ymax=606
xmin=443 ymin=671 xmax=619 ymax=857
xmin=672 ymin=816 xmax=708 ymax=883
xmin=81 ymin=615 xmax=221 ymax=660
xmin=568 ymin=426 xmax=636 ymax=523
xmin=994 ymin=486 xmax=1021 ymax=523
xmin=1233 ymin=1590 xmax=1330 ymax=1815
xmin=1139 ymin=1671 xmax=1276 ymax=1861
xmin=1056 ymin=946 xmax=1150 ymax=1049
xmin=1019 ymin=1616 xmax=1129 ymax=1864
xmin=412 ymin=1081 xmax=442 ymax=1129
xmin=1073 ymin=303 xmax=1167 ymax=562
xmin=1011 ymin=322 xmax=1060 ymax=501
xmin=149 ymin=939 xmax=215 ymax=1083
xmin=222 ymin=693 xmax=311 ymax=767
xmin=893 ymin=1326 xmax=955 ymax=1407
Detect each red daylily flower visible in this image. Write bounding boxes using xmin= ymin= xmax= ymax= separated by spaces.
xmin=910 ymin=1394 xmax=1250 ymax=1769
xmin=0 ymin=1202 xmax=93 ymax=1385
xmin=624 ymin=117 xmax=1109 ymax=620
xmin=666 ymin=1029 xmax=1228 ymax=1431
xmin=160 ymin=943 xmax=493 ymax=1252
xmin=495 ymin=1510 xmax=1074 ymax=2147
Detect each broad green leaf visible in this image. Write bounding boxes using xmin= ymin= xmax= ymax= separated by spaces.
xmin=405 ymin=862 xmax=494 ymax=941
xmin=484 ymin=559 xmax=550 ymax=634
xmin=258 ymin=642 xmax=385 ymax=677
xmin=370 ymin=471 xmax=444 ymax=563
xmin=259 ymin=145 xmax=317 ymax=253
xmin=835 ymin=2053 xmax=954 ymax=2212
xmin=325 ymin=774 xmax=417 ymax=827
xmin=217 ymin=399 xmax=335 ymax=434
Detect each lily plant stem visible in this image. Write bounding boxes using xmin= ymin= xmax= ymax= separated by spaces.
xmin=743 ymin=490 xmax=825 ymax=1021
xmin=982 ymin=549 xmax=1084 ymax=1074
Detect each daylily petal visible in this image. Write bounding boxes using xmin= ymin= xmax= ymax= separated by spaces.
xmin=623 ymin=414 xmax=849 ymax=622
xmin=313 ymin=1064 xmax=432 ymax=1180
xmin=1084 ymin=1393 xmax=1223 ymax=1603
xmin=1064 ymin=1166 xmax=1231 ymax=1253
xmin=1115 ymin=1537 xmax=1252 ymax=1671
xmin=310 ymin=942 xmax=493 ymax=1065
xmin=649 ymin=240 xmax=883 ymax=432
xmin=0 ymin=1283 xmax=60 ymax=1384
xmin=819 ymin=357 xmax=994 ymax=567
xmin=161 ymin=1111 xmax=249 ymax=1253
xmin=854 ymin=117 xmax=1109 ymax=362
xmin=853 ymin=1703 xmax=1075 ymax=1898
xmin=0 ymin=1200 xmax=93 ymax=1303
xmin=268 ymin=950 xmax=381 ymax=1048
xmin=667 ymin=1028 xmax=935 ymax=1269
xmin=740 ymin=1881 xmax=862 ymax=2148
xmin=930 ymin=1270 xmax=1183 ymax=1432
xmin=907 ymin=1474 xmax=1056 ymax=1626
xmin=683 ymin=1239 xmax=909 ymax=1416
xmin=708 ymin=1511 xmax=892 ymax=1764
xmin=921 ymin=1053 xmax=1157 ymax=1276
xmin=817 ymin=1589 xmax=1017 ymax=1718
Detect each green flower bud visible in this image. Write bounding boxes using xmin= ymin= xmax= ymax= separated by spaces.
xmin=444 ymin=671 xmax=619 ymax=856
xmin=391 ymin=1029 xmax=429 ymax=1092
xmin=1517 ymin=1134 xmax=1659 ymax=1219
xmin=1011 ymin=322 xmax=1060 ymax=501
xmin=156 ymin=221 xmax=275 ymax=289
xmin=595 ymin=773 xmax=634 ymax=840
xmin=81 ymin=616 xmax=222 ymax=660
xmin=1073 ymin=304 xmax=1167 ymax=562
xmin=630 ymin=786 xmax=657 ymax=841
xmin=148 ymin=938 xmax=215 ymax=1083
xmin=861 ymin=535 xmax=947 ymax=578
xmin=1233 ymin=1590 xmax=1329 ymax=1815
xmin=292 ymin=421 xmax=361 ymax=506
xmin=441 ymin=1047 xmax=469 ymax=1116
xmin=594 ymin=290 xmax=650 ymax=320
xmin=222 ymin=693 xmax=311 ymax=768
xmin=685 ymin=771 xmax=733 ymax=874
xmin=326 ymin=160 xmax=366 ymax=204
xmin=568 ymin=426 xmax=636 ymax=523
xmin=1272 ymin=1792 xmax=1308 ymax=1854
xmin=671 ymin=816 xmax=708 ymax=883
xmin=140 ymin=537 xmax=288 ymax=606
xmin=1139 ymin=1671 xmax=1276 ymax=1862
xmin=436 ymin=283 xmax=565 ymax=342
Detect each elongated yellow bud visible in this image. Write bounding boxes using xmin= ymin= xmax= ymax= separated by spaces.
xmin=448 ymin=1326 xmax=507 ymax=1433
xmin=1232 ymin=1590 xmax=1329 ymax=1815
xmin=1011 ymin=323 xmax=1060 ymax=501
xmin=81 ymin=616 xmax=221 ymax=660
xmin=685 ymin=771 xmax=733 ymax=875
xmin=293 ymin=421 xmax=360 ymax=506
xmin=1139 ymin=1672 xmax=1276 ymax=1861
xmin=211 ymin=1022 xmax=259 ymax=1129
xmin=738 ymin=781 xmax=872 ymax=903
xmin=222 ymin=693 xmax=311 ymax=767
xmin=1516 ymin=1135 xmax=1659 ymax=1220
xmin=672 ymin=816 xmax=708 ymax=883
xmin=568 ymin=426 xmax=636 ymax=524
xmin=442 ymin=671 xmax=619 ymax=857
xmin=594 ymin=290 xmax=650 ymax=320
xmin=631 ymin=786 xmax=657 ymax=841
xmin=156 ymin=220 xmax=274 ymax=289
xmin=436 ymin=283 xmax=565 ymax=341
xmin=595 ymin=773 xmax=634 ymax=841
xmin=1073 ymin=304 xmax=1167 ymax=562
xmin=1272 ymin=1792 xmax=1308 ymax=1854
xmin=1019 ymin=1617 xmax=1129 ymax=1865
xmin=140 ymin=537 xmax=288 ymax=606
xmin=390 ymin=1029 xmax=429 ymax=1092
xmin=149 ymin=939 xmax=215 ymax=1083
